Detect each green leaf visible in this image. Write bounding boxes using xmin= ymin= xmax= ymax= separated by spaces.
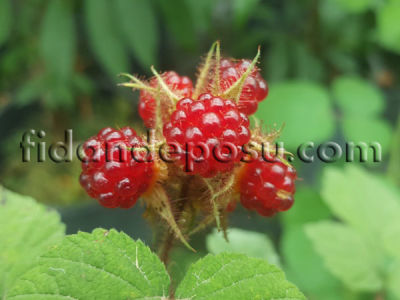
xmin=16 ymin=75 xmax=47 ymax=106
xmin=383 ymin=220 xmax=400 ymax=260
xmin=168 ymin=247 xmax=205 ymax=289
xmin=184 ymin=0 xmax=213 ymax=33
xmin=0 ymin=0 xmax=12 ymax=47
xmin=322 ymin=166 xmax=400 ymax=239
xmin=292 ymin=42 xmax=325 ymax=82
xmin=84 ymin=0 xmax=129 ymax=78
xmin=175 ymin=253 xmax=305 ymax=300
xmin=16 ymin=73 xmax=77 ymax=109
xmin=158 ymin=0 xmax=197 ymax=50
xmin=7 ymin=229 xmax=170 ymax=300
xmin=0 ymin=186 xmax=65 ymax=298
xmin=332 ymin=76 xmax=385 ymax=117
xmin=40 ymin=0 xmax=76 ymax=80
xmin=342 ymin=117 xmax=393 ymax=155
xmin=72 ymin=73 xmax=94 ymax=95
xmin=255 ymin=81 xmax=335 ymax=149
xmin=282 ymin=227 xmax=344 ymax=300
xmin=327 ymin=51 xmax=358 ymax=73
xmin=206 ymin=228 xmax=280 ymax=266
xmin=335 ymin=18 xmax=365 ymax=51
xmin=305 ymin=221 xmax=383 ymax=292
xmin=265 ymin=37 xmax=290 ymax=82
xmin=377 ymin=1 xmax=400 ymax=54
xmin=331 ymin=0 xmax=372 ymax=13
xmin=43 ymin=80 xmax=75 ymax=109
xmin=387 ymin=261 xmax=400 ymax=299
xmin=232 ymin=0 xmax=260 ymax=28
xmin=282 ymin=187 xmax=331 ymax=228
xmin=114 ymin=0 xmax=159 ymax=69
xmin=320 ymin=0 xmax=349 ymax=31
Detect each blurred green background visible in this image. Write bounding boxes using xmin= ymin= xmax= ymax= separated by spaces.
xmin=0 ymin=0 xmax=399 ymax=299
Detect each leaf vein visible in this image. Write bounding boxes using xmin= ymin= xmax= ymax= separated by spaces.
xmin=41 ymin=256 xmax=144 ymax=294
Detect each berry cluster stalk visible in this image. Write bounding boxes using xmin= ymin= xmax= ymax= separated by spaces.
xmin=158 ymin=176 xmax=193 ymax=265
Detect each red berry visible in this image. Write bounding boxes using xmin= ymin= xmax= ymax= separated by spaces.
xmin=79 ymin=127 xmax=155 ymax=208
xmin=218 ymin=59 xmax=268 ymax=115
xmin=237 ymin=157 xmax=296 ymax=217
xmin=139 ymin=71 xmax=193 ymax=128
xmin=163 ymin=94 xmax=251 ymax=177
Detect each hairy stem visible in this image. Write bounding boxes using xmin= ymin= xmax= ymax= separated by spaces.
xmin=159 ymin=229 xmax=175 ymax=266
xmin=158 ymin=177 xmax=193 ymax=266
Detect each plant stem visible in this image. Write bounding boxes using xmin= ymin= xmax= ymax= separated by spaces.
xmin=159 ymin=229 xmax=175 ymax=265
xmin=158 ymin=177 xmax=192 ymax=266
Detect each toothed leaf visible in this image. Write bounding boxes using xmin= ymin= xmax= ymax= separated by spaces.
xmin=7 ymin=229 xmax=170 ymax=300
xmin=175 ymin=253 xmax=305 ymax=299
xmin=0 ymin=187 xmax=65 ymax=298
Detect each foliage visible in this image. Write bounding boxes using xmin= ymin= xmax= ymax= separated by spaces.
xmin=255 ymin=81 xmax=335 ymax=150
xmin=280 ymin=188 xmax=345 ymax=300
xmin=332 ymin=76 xmax=393 ymax=155
xmin=0 ymin=187 xmax=65 ymax=298
xmin=175 ymin=253 xmax=304 ymax=300
xmin=206 ymin=228 xmax=280 ymax=266
xmin=0 ymin=187 xmax=305 ymax=300
xmin=306 ymin=166 xmax=400 ymax=298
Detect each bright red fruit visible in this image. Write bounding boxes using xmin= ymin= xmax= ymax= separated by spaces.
xmin=79 ymin=127 xmax=155 ymax=208
xmin=218 ymin=59 xmax=268 ymax=115
xmin=139 ymin=71 xmax=193 ymax=128
xmin=163 ymin=93 xmax=251 ymax=177
xmin=238 ymin=157 xmax=296 ymax=216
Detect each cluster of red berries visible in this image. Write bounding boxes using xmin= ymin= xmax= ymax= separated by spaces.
xmin=79 ymin=43 xmax=297 ymax=234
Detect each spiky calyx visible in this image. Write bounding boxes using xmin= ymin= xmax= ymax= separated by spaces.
xmin=216 ymin=59 xmax=268 ymax=115
xmin=139 ymin=71 xmax=193 ymax=128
